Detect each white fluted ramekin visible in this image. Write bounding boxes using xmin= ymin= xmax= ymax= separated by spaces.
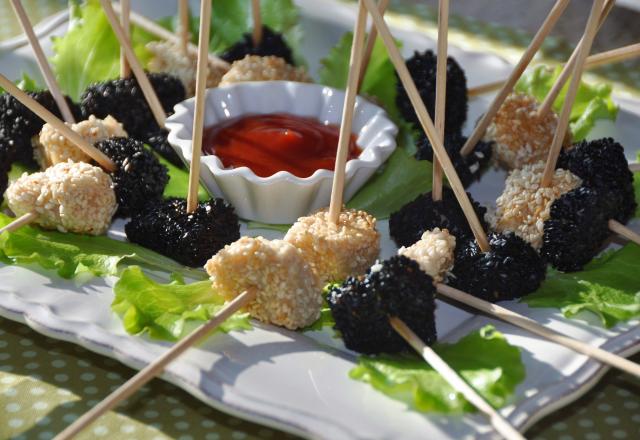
xmin=166 ymin=81 xmax=398 ymax=224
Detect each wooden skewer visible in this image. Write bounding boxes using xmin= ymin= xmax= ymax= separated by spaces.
xmin=328 ymin=0 xmax=368 ymax=224
xmin=252 ymin=0 xmax=263 ymax=48
xmin=541 ymin=0 xmax=605 ymax=187
xmin=112 ymin=2 xmax=230 ymax=70
xmin=356 ymin=0 xmax=390 ymax=92
xmin=436 ymin=284 xmax=640 ymax=378
xmin=99 ymin=0 xmax=167 ymax=129
xmin=389 ymin=317 xmax=525 ymax=440
xmin=459 ymin=0 xmax=570 ymax=157
xmin=0 ymin=74 xmax=115 ymax=171
xmin=537 ymin=0 xmax=615 ymax=118
xmin=53 ymin=289 xmax=256 ymax=440
xmin=609 ymin=219 xmax=640 ymax=245
xmin=586 ymin=42 xmax=640 ymax=69
xmin=186 ymin=0 xmax=213 ymax=214
xmin=178 ymin=0 xmax=190 ymax=56
xmin=468 ymin=42 xmax=640 ymax=98
xmin=630 ymin=162 xmax=640 ymax=173
xmin=361 ymin=0 xmax=489 ymax=252
xmin=120 ymin=0 xmax=131 ymax=77
xmin=9 ymin=0 xmax=75 ymax=124
xmin=0 ymin=212 xmax=39 ymax=235
xmin=432 ymin=0 xmax=449 ymax=202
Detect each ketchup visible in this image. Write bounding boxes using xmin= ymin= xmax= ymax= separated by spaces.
xmin=202 ymin=113 xmax=360 ymax=178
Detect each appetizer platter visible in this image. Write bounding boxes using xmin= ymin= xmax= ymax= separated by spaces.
xmin=0 ymin=0 xmax=639 ymax=439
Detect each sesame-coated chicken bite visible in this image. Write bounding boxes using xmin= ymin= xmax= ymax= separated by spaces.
xmin=485 ymin=93 xmax=570 ymax=170
xmin=204 ymin=237 xmax=322 ymax=330
xmin=147 ymin=41 xmax=229 ymax=96
xmin=284 ymin=208 xmax=380 ymax=284
xmin=398 ymin=228 xmax=456 ymax=283
xmin=219 ymin=55 xmax=311 ymax=86
xmin=35 ymin=115 xmax=127 ymax=168
xmin=492 ymin=161 xmax=582 ymax=249
xmin=6 ymin=161 xmax=116 ymax=235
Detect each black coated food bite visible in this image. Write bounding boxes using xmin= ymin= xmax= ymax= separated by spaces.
xmin=220 ymin=26 xmax=295 ymax=65
xmin=95 ymin=137 xmax=169 ymax=217
xmin=389 ymin=187 xmax=488 ymax=248
xmin=0 ymin=91 xmax=82 ymax=167
xmin=81 ymin=73 xmax=186 ymax=139
xmin=541 ymin=186 xmax=613 ymax=272
xmin=328 ymin=256 xmax=437 ymax=354
xmin=557 ymin=137 xmax=637 ymax=222
xmin=396 ymin=50 xmax=468 ymax=134
xmin=449 ymin=232 xmax=546 ymax=302
xmin=125 ymin=197 xmax=241 ymax=267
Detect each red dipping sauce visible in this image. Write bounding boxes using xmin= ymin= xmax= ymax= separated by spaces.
xmin=202 ymin=113 xmax=361 ymax=178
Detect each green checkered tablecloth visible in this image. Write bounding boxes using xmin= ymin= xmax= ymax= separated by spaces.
xmin=1 ymin=2 xmax=640 ymax=440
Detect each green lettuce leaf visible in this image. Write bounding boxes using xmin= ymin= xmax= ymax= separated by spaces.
xmin=515 ymin=65 xmax=618 ymax=141
xmin=522 ymin=244 xmax=640 ymax=328
xmin=154 ymin=152 xmax=209 ymax=201
xmin=319 ymin=32 xmax=400 ymax=121
xmin=112 ymin=266 xmax=251 ymax=340
xmin=350 ymin=326 xmax=525 ymax=413
xmin=303 ymin=282 xmax=340 ymax=331
xmin=51 ymin=0 xmax=156 ymax=100
xmin=348 ymin=126 xmax=431 ymax=219
xmin=0 ymin=213 xmax=205 ymax=281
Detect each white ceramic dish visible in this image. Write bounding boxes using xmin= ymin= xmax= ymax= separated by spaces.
xmin=167 ymin=81 xmax=397 ymax=223
xmin=1 ymin=1 xmax=640 ymax=439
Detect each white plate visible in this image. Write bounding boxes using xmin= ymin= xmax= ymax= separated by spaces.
xmin=1 ymin=1 xmax=639 ymax=439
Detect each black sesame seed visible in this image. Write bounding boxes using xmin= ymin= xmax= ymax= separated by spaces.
xmin=125 ymin=197 xmax=240 ymax=267
xmin=328 ymin=256 xmax=437 ymax=354
xmin=557 ymin=137 xmax=636 ymax=223
xmin=449 ymin=232 xmax=546 ymax=302
xmin=0 ymin=91 xmax=82 ymax=167
xmin=95 ymin=137 xmax=168 ymax=217
xmin=220 ymin=26 xmax=295 ymax=65
xmin=396 ymin=50 xmax=468 ymax=134
xmin=541 ymin=186 xmax=612 ymax=272
xmin=81 ymin=73 xmax=186 ymax=139
xmin=389 ymin=187 xmax=488 ymax=248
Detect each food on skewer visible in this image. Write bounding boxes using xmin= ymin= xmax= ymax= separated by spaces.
xmin=205 ymin=236 xmax=322 ymax=329
xmin=80 ymin=73 xmax=185 ymax=164
xmin=147 ymin=40 xmax=229 ymax=96
xmin=0 ymin=90 xmax=81 ymax=167
xmin=493 ymin=161 xmax=582 ymax=249
xmin=125 ymin=197 xmax=240 ymax=267
xmin=284 ymin=207 xmax=380 ymax=284
xmin=450 ymin=232 xmax=546 ymax=302
xmin=221 ymin=26 xmax=295 ymax=65
xmin=328 ymin=255 xmax=437 ymax=353
xmin=5 ymin=161 xmax=116 ymax=235
xmin=557 ymin=137 xmax=636 ymax=222
xmin=415 ymin=130 xmax=493 ymax=187
xmin=219 ymin=55 xmax=311 ymax=86
xmin=485 ymin=93 xmax=570 ymax=170
xmin=396 ymin=50 xmax=468 ymax=135
xmin=94 ymin=137 xmax=168 ymax=217
xmin=389 ymin=187 xmax=488 ymax=248
xmin=35 ymin=115 xmax=127 ymax=168
xmin=397 ymin=227 xmax=456 ymax=283
xmin=493 ymin=137 xmax=636 ymax=271
xmin=541 ymin=138 xmax=637 ymax=271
